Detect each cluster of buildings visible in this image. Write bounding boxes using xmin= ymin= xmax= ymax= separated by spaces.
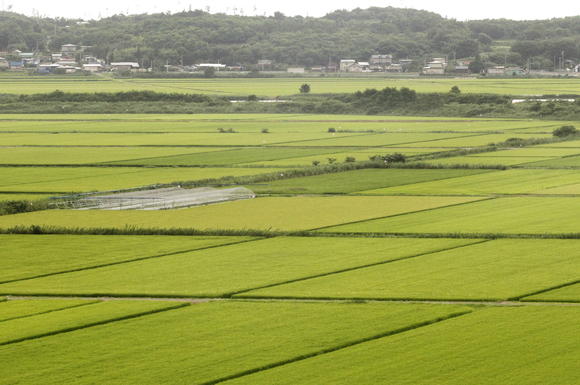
xmin=338 ymin=55 xmax=413 ymax=73
xmin=0 ymin=44 xmax=143 ymax=74
xmin=2 ymin=46 xmax=578 ymax=76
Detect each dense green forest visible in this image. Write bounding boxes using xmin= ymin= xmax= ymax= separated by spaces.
xmin=0 ymin=7 xmax=578 ymax=69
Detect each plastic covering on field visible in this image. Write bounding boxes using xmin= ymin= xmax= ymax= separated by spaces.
xmin=63 ymin=187 xmax=255 ymax=210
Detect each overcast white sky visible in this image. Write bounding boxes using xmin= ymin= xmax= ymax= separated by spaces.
xmin=4 ymin=0 xmax=580 ymax=21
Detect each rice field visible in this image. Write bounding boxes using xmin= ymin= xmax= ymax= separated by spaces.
xmin=1 ymin=108 xmax=579 ymax=384
xmin=0 ymin=237 xmax=477 ymax=297
xmin=0 ymin=195 xmax=483 ymax=231
xmin=1 ymin=74 xmax=579 ymax=95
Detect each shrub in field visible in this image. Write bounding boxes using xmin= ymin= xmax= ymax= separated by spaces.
xmin=299 ymin=83 xmax=311 ymax=93
xmin=553 ymin=125 xmax=577 ymax=138
xmin=327 ymin=158 xmax=337 ymax=164
xmin=261 ymin=128 xmax=269 ymax=133
xmin=328 ymin=127 xmax=336 ymax=133
xmin=247 ymin=94 xmax=258 ymax=101
xmin=345 ymin=156 xmax=356 ymax=163
xmin=368 ymin=153 xmax=407 ymax=164
xmin=312 ymin=160 xmax=320 ymax=166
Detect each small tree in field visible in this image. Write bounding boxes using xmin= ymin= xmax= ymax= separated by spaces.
xmin=299 ymin=83 xmax=311 ymax=93
xmin=553 ymin=125 xmax=577 ymax=138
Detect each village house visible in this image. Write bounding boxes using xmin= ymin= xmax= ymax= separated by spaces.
xmin=339 ymin=59 xmax=356 ymax=72
xmin=369 ymin=54 xmax=393 ymax=71
xmin=82 ymin=63 xmax=104 ymax=72
xmin=287 ymin=67 xmax=305 ymax=74
xmin=422 ymin=58 xmax=446 ymax=75
xmin=110 ymin=62 xmax=140 ymax=72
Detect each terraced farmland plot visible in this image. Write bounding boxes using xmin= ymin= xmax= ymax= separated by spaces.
xmin=241 ymin=239 xmax=580 ymax=301
xmin=389 ymin=133 xmax=552 ymax=148
xmin=1 ymin=75 xmax=579 ymax=95
xmin=0 ymin=147 xmax=223 ymax=165
xmin=0 ymin=132 xmax=361 ymax=146
xmin=0 ymin=193 xmax=54 ymax=201
xmin=0 ymin=301 xmax=472 ymax=385
xmin=0 ymin=237 xmax=476 ymax=297
xmin=251 ymin=168 xmax=486 ymax=194
xmin=525 ymin=154 xmax=580 ymax=168
xmin=0 ymin=300 xmax=183 ymax=346
xmin=0 ymin=167 xmax=282 ymax=193
xmin=361 ymin=168 xmax=580 ymax=196
xmin=523 ymin=283 xmax=580 ymax=303
xmin=423 ymin=155 xmax=555 ymax=167
xmin=243 ymin=148 xmax=444 ymax=167
xmin=323 ymin=196 xmax=580 ymax=235
xmin=0 ymin=234 xmax=249 ymax=283
xmin=276 ymin=132 xmax=479 ymax=147
xmin=0 ymin=299 xmax=97 ymax=322
xmin=108 ymin=147 xmax=343 ymax=166
xmin=222 ymin=307 xmax=580 ymax=385
xmin=0 ymin=196 xmax=482 ymax=232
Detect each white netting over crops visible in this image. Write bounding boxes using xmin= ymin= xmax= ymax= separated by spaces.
xmin=62 ymin=187 xmax=255 ymax=210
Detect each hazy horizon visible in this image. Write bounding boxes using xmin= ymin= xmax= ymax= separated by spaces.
xmin=3 ymin=0 xmax=580 ymax=21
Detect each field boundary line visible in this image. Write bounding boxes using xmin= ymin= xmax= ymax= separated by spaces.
xmin=225 ymin=240 xmax=490 ymax=297
xmin=0 ymin=300 xmax=100 ymax=324
xmin=0 ymin=237 xmax=263 ymax=286
xmin=512 ymin=279 xmax=580 ymax=301
xmin=6 ymin=295 xmax=580 ymax=307
xmin=198 ymin=310 xmax=474 ymax=385
xmin=0 ymin=302 xmax=189 ymax=347
xmin=308 ymin=196 xmax=496 ymax=232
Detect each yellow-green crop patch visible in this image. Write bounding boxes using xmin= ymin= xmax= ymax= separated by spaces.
xmin=390 ymin=133 xmax=551 ymax=148
xmin=0 ymin=132 xmax=360 ymax=146
xmin=0 ymin=299 xmax=97 ymax=322
xmin=0 ymin=147 xmax=223 ymax=165
xmin=1 ymin=75 xmax=578 ymax=95
xmin=522 ymin=283 xmax=580 ymax=303
xmin=107 ymin=147 xmax=343 ymax=166
xmin=276 ymin=132 xmax=478 ymax=147
xmin=0 ymin=237 xmax=476 ymax=297
xmin=222 ymin=307 xmax=580 ymax=385
xmin=0 ymin=196 xmax=483 ymax=232
xmin=251 ymin=168 xmax=486 ymax=194
xmin=0 ymin=193 xmax=54 ymax=201
xmin=361 ymin=169 xmax=580 ymax=196
xmin=524 ymin=154 xmax=580 ymax=168
xmin=0 ymin=300 xmax=183 ymax=346
xmin=0 ymin=114 xmax=547 ymax=134
xmin=0 ymin=301 xmax=471 ymax=385
xmin=423 ymin=155 xmax=555 ymax=166
xmin=323 ymin=197 xmax=580 ymax=235
xmin=0 ymin=234 xmax=250 ymax=283
xmin=0 ymin=167 xmax=282 ymax=193
xmin=241 ymin=239 xmax=580 ymax=301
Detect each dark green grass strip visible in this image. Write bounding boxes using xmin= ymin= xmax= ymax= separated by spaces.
xmin=5 ymin=226 xmax=580 ymax=240
xmin=198 ymin=310 xmax=474 ymax=385
xmin=0 ymin=300 xmax=100 ymax=323
xmin=513 ymin=279 xmax=580 ymax=302
xmin=0 ymin=303 xmax=189 ymax=347
xmin=226 ymin=240 xmax=490 ymax=297
xmin=0 ymin=237 xmax=263 ymax=285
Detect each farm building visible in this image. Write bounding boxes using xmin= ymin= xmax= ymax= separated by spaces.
xmin=111 ymin=62 xmax=140 ymax=72
xmin=83 ymin=63 xmax=104 ymax=72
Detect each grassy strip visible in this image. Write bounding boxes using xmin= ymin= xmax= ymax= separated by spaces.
xmin=4 ymin=225 xmax=580 ymax=240
xmin=198 ymin=310 xmax=473 ymax=385
xmin=0 ymin=300 xmax=100 ymax=323
xmin=0 ymin=237 xmax=261 ymax=286
xmin=225 ymin=240 xmax=489 ymax=297
xmin=0 ymin=303 xmax=188 ymax=347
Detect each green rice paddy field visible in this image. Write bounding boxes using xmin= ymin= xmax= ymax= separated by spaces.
xmin=1 ymin=109 xmax=579 ymax=384
xmin=1 ymin=74 xmax=579 ymax=96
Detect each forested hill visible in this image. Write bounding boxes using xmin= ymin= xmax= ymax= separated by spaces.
xmin=0 ymin=7 xmax=579 ymax=68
